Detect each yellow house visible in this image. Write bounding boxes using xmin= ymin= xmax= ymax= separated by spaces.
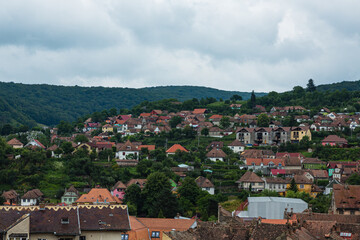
xmin=102 ymin=124 xmax=114 ymax=133
xmin=290 ymin=126 xmax=311 ymax=143
xmin=286 ymin=175 xmax=313 ymax=195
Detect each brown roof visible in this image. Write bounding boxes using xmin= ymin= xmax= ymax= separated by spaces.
xmin=228 ymin=139 xmax=245 ymax=147
xmin=284 ymin=157 xmax=301 ymax=166
xmin=302 ymin=158 xmax=324 ymax=164
xmin=322 ymin=135 xmax=348 ymax=144
xmin=118 ymin=140 xmax=140 ymax=151
xmin=79 ymin=205 xmax=130 ymax=231
xmin=293 ymin=175 xmax=313 ymax=184
xmin=236 ymin=171 xmax=264 ymax=183
xmin=21 ymin=189 xmax=43 ymax=199
xmin=76 ymin=188 xmax=121 ymax=204
xmin=309 ymin=170 xmax=328 ymax=179
xmin=112 ymin=181 xmax=127 ymax=190
xmin=333 ymin=184 xmax=360 ymax=209
xmin=126 ymin=179 xmax=147 ymax=189
xmin=66 ymin=185 xmax=78 ymax=195
xmin=206 ymin=148 xmax=227 ymax=158
xmin=136 ymin=217 xmax=196 ymax=231
xmin=264 ymin=177 xmax=290 ymax=184
xmin=206 ymin=141 xmax=224 ymax=150
xmin=7 ymin=138 xmax=23 ymax=146
xmin=195 ymin=176 xmax=214 ymax=188
xmin=47 ymin=144 xmax=58 ymax=151
xmin=241 ymin=149 xmax=275 ymax=159
xmin=2 ymin=190 xmax=18 ymax=200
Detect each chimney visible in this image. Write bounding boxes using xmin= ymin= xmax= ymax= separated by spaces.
xmin=176 ymin=213 xmax=180 ymax=219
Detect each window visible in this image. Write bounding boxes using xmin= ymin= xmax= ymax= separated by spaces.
xmin=151 ymin=231 xmax=160 ymax=238
xmin=80 ymin=237 xmax=86 ymax=240
xmin=300 ymin=185 xmax=304 ymax=189
xmin=351 ymin=210 xmax=355 ymax=215
xmin=121 ymin=234 xmax=129 ymax=240
xmin=61 ymin=217 xmax=69 ymax=224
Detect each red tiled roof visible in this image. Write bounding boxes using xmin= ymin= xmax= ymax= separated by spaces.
xmin=193 ymin=108 xmax=207 ymax=114
xmin=322 ymin=135 xmax=348 ymax=144
xmin=34 ymin=140 xmax=46 ymax=149
xmin=209 ymin=114 xmax=223 ymax=119
xmin=166 ymin=144 xmax=189 ymax=153
xmin=140 ymin=113 xmax=152 ymax=117
xmin=112 ymin=181 xmax=127 ymax=190
xmin=271 ymin=169 xmax=286 ymax=175
xmin=136 ymin=217 xmax=196 ymax=231
xmin=7 ymin=138 xmax=23 ymax=146
xmin=245 ymin=158 xmax=285 ymax=166
xmin=76 ymin=188 xmax=121 ymax=204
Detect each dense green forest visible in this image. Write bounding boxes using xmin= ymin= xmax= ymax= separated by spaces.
xmin=317 ymin=80 xmax=360 ymax=92
xmin=0 ymin=82 xmax=266 ymax=127
xmin=1 ymin=79 xmax=360 ymax=128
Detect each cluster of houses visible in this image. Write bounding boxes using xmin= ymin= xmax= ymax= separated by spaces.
xmin=0 ymin=204 xmax=197 ymax=240
xmin=236 ymin=149 xmax=360 ymax=198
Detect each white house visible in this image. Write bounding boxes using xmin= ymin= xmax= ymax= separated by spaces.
xmin=21 ymin=189 xmax=43 ymax=206
xmin=228 ymin=139 xmax=245 ymax=153
xmin=195 ymin=176 xmax=215 ymax=195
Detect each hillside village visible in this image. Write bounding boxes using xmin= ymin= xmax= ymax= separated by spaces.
xmin=2 ymin=96 xmax=360 ymax=239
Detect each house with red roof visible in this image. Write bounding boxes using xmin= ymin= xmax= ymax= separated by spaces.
xmin=7 ymin=138 xmax=23 ymax=148
xmin=76 ymin=188 xmax=121 ymax=204
xmin=322 ymin=135 xmax=348 ymax=147
xmin=24 ymin=139 xmax=46 ymax=150
xmin=115 ymin=140 xmax=143 ymax=160
xmin=111 ymin=181 xmax=127 ymax=200
xmin=192 ymin=108 xmax=208 ymax=115
xmin=166 ymin=144 xmax=189 ymax=156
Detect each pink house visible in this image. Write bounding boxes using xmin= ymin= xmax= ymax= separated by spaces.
xmin=322 ymin=135 xmax=348 ymax=147
xmin=111 ymin=181 xmax=126 ymax=200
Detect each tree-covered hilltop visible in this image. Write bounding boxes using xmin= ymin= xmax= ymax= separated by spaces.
xmin=0 ymin=82 xmax=266 ymax=127
xmin=317 ymin=80 xmax=360 ymax=92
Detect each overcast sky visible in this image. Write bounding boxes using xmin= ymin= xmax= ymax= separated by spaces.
xmin=0 ymin=0 xmax=359 ymax=92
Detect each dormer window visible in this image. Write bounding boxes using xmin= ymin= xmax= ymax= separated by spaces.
xmin=61 ymin=217 xmax=69 ymax=224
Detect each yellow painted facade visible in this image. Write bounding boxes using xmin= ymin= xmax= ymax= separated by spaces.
xmin=290 ymin=127 xmax=312 ymax=142
xmin=102 ymin=125 xmax=114 ymax=133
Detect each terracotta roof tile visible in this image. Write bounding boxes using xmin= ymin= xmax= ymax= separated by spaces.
xmin=136 ymin=217 xmax=196 ymax=231
xmin=166 ymin=144 xmax=189 ymax=153
xmin=7 ymin=138 xmax=23 ymax=146
xmin=76 ymin=188 xmax=121 ymax=204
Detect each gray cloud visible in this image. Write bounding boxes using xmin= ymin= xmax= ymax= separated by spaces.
xmin=0 ymin=0 xmax=359 ymax=92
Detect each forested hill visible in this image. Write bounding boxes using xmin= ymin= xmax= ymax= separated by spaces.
xmin=0 ymin=82 xmax=266 ymax=127
xmin=317 ymin=80 xmax=360 ymax=92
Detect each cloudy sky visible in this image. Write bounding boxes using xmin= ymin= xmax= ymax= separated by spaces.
xmin=0 ymin=0 xmax=359 ymax=92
